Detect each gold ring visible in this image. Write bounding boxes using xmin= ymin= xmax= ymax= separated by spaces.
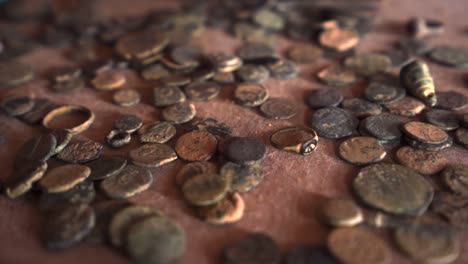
xmin=42 ymin=105 xmax=95 ymax=135
xmin=270 ymin=126 xmax=319 ymax=155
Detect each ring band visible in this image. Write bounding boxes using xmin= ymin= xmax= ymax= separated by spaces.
xmin=42 ymin=105 xmax=95 ymax=135
xmin=270 ymin=126 xmax=319 ymax=155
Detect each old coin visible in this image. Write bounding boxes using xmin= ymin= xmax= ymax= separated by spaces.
xmin=176 ymin=161 xmax=217 ymax=186
xmin=260 ymin=98 xmax=297 ymax=120
xmin=403 ymin=121 xmax=449 ymax=145
xmin=106 ymin=130 xmax=131 ymax=148
xmin=267 ymin=59 xmax=298 ymax=79
xmin=327 ymin=228 xmax=391 ymax=264
xmin=44 ymin=204 xmax=95 ymax=250
xmin=115 ymin=31 xmax=168 ymax=60
xmin=431 ymin=192 xmax=468 ymax=229
xmin=91 ymin=70 xmax=126 ymax=90
xmin=153 ymin=86 xmax=186 ymax=107
xmin=210 ymin=53 xmax=243 ymax=73
xmin=52 ymin=77 xmax=85 ymax=93
xmin=113 ymin=89 xmax=141 ymax=107
xmin=429 ymin=46 xmax=468 ymax=68
xmin=138 ymin=122 xmax=176 ymax=144
xmin=162 ymin=102 xmax=196 ymax=124
xmin=310 ymin=107 xmax=359 ymax=139
xmin=236 ymin=64 xmax=270 ymax=83
xmin=317 ymin=66 xmax=357 ymax=87
xmin=109 ymin=205 xmax=163 ymax=247
xmin=1 ymin=93 xmax=35 ymax=116
xmin=221 ymin=162 xmax=263 ymax=193
xmin=198 ymin=192 xmax=245 ymax=225
xmin=225 ymin=137 xmax=266 ymax=164
xmin=56 ymin=139 xmax=103 ymax=163
xmin=175 ymin=131 xmax=218 ymax=162
xmin=405 ymin=136 xmax=453 ymax=151
xmin=364 ymin=81 xmax=406 ymax=104
xmin=141 ymin=64 xmax=169 ymax=80
xmin=14 ymin=132 xmax=57 ymax=166
xmin=341 ymin=98 xmax=382 ymax=118
xmin=287 ymin=44 xmax=322 ymax=64
xmin=435 ymin=91 xmax=468 ymax=111
xmin=321 ymin=199 xmax=364 ymax=227
xmin=125 ymin=216 xmax=186 ymax=264
xmin=398 ymin=38 xmax=432 ymax=55
xmin=307 ymin=89 xmax=343 ymax=109
xmin=19 ymin=98 xmax=57 ymax=124
xmin=50 ymin=66 xmax=82 ymax=83
xmin=339 ymin=137 xmax=386 ymax=166
xmin=213 ymin=72 xmax=235 ymax=83
xmin=0 ymin=60 xmax=34 ymax=86
xmin=182 ymin=173 xmax=229 ymax=206
xmin=396 ymin=146 xmax=447 ymax=175
xmin=353 ymin=163 xmax=434 ymax=216
xmin=170 ymin=46 xmax=201 ymax=67
xmin=443 ymin=164 xmax=468 ymax=196
xmin=221 ymin=233 xmax=281 ymax=264
xmin=130 ymin=143 xmax=177 ymax=168
xmin=455 ymin=127 xmax=468 ymax=148
xmin=184 ymin=81 xmax=220 ymax=101
xmin=87 ymin=156 xmax=127 ymax=181
xmin=40 ymin=180 xmax=96 ymax=212
xmin=5 ymin=161 xmax=47 ymax=199
xmin=49 ymin=129 xmax=71 ymax=156
xmin=234 ymin=83 xmax=269 ymax=107
xmin=319 ymin=28 xmax=359 ymax=52
xmin=39 ymin=164 xmax=91 ymax=193
xmin=361 ymin=114 xmax=402 ymax=143
xmin=344 ymin=53 xmax=391 ymax=76
xmin=384 ymin=96 xmax=425 ymax=117
xmin=253 ymin=8 xmax=284 ymax=30
xmin=189 ymin=118 xmax=232 ymax=138
xmin=161 ymin=73 xmax=191 ymax=86
xmin=237 ymin=43 xmax=277 ymax=63
xmin=114 ymin=114 xmax=142 ymax=133
xmin=425 ymin=109 xmax=459 ymax=131
xmin=394 ymin=224 xmax=460 ymax=264
xmin=284 ymin=246 xmax=339 ymax=264
xmin=270 ymin=126 xmax=319 ymax=155
xmin=101 ymin=164 xmax=153 ymax=199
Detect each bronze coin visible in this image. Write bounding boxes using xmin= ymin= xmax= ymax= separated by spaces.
xmin=184 ymin=81 xmax=220 ymax=101
xmin=307 ymin=89 xmax=343 ymax=109
xmin=138 ymin=121 xmax=176 ymax=144
xmin=341 ymin=98 xmax=382 ymax=118
xmin=365 ymin=80 xmax=406 ymax=105
xmin=327 ymin=228 xmax=391 ymax=264
xmin=18 ymin=98 xmax=57 ymax=125
xmin=188 ymin=118 xmax=233 ymax=138
xmin=455 ymin=127 xmax=468 ymax=148
xmin=267 ymin=59 xmax=298 ymax=79
xmin=431 ymin=192 xmax=468 ymax=229
xmin=338 ymin=137 xmax=386 ymax=166
xmin=114 ymin=114 xmax=142 ymax=133
xmin=319 ymin=28 xmax=359 ymax=52
xmin=236 ymin=64 xmax=270 ymax=83
xmin=234 ymin=83 xmax=269 ymax=107
xmin=287 ymin=44 xmax=322 ymax=64
xmin=100 ymin=164 xmax=153 ymax=199
xmin=237 ymin=43 xmax=277 ymax=63
xmin=221 ymin=232 xmax=281 ymax=264
xmin=361 ymin=113 xmax=403 ymax=143
xmin=175 ymin=161 xmax=218 ymax=186
xmin=40 ymin=180 xmax=96 ymax=212
xmin=106 ymin=130 xmax=131 ymax=148
xmin=162 ymin=102 xmax=196 ymax=124
xmin=396 ymin=146 xmax=447 ymax=175
xmin=198 ymin=192 xmax=245 ymax=225
xmin=1 ymin=93 xmax=35 ymax=116
xmin=170 ymin=46 xmax=201 ymax=67
xmin=442 ymin=164 xmax=468 ymax=196
xmin=425 ymin=109 xmax=460 ymax=131
xmin=5 ymin=161 xmax=47 ymax=199
xmin=317 ymin=66 xmax=357 ymax=87
xmin=221 ymin=162 xmax=264 ymax=193
xmin=213 ymin=72 xmax=235 ymax=83
xmin=39 ymin=164 xmax=91 ymax=193
xmin=141 ymin=64 xmax=169 ymax=81
xmin=429 ymin=46 xmax=468 ymax=68
xmin=160 ymin=72 xmax=191 ymax=87
xmin=403 ymin=121 xmax=449 ymax=144
xmin=253 ymin=8 xmax=284 ymax=30
xmin=270 ymin=126 xmax=319 ymax=155
xmin=87 ymin=156 xmax=127 ymax=181
xmin=405 ymin=135 xmax=453 ymax=151
xmin=51 ymin=129 xmax=72 ymax=155
xmin=384 ymin=96 xmax=425 ymax=117
xmin=321 ymin=199 xmax=364 ymax=227
xmin=175 ymin=131 xmax=218 ymax=162
xmin=113 ymin=89 xmax=141 ymax=107
xmin=0 ymin=60 xmax=35 ymax=86
xmin=56 ymin=139 xmax=103 ymax=163
xmin=260 ymin=98 xmax=297 ymax=120
xmin=209 ymin=53 xmax=243 ymax=73
xmin=14 ymin=132 xmax=57 ymax=166
xmin=153 ymin=86 xmax=186 ymax=107
xmin=182 ymin=173 xmax=229 ymax=206
xmin=435 ymin=91 xmax=467 ymax=111
xmin=130 ymin=143 xmax=177 ymax=168
xmin=225 ymin=137 xmax=266 ymax=164
xmin=115 ymin=31 xmax=169 ymax=60
xmin=310 ymin=107 xmax=359 ymax=139
xmin=52 ymin=77 xmax=85 ymax=93
xmin=91 ymin=70 xmax=126 ymax=90
xmin=344 ymin=53 xmax=392 ymax=76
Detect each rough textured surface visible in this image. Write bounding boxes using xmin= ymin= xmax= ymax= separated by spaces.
xmin=0 ymin=0 xmax=468 ymax=264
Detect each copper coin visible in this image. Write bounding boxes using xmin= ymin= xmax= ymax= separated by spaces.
xmin=221 ymin=162 xmax=264 ymax=193
xmin=184 ymin=81 xmax=220 ymax=101
xmin=425 ymin=109 xmax=460 ymax=131
xmin=338 ymin=137 xmax=386 ymax=166
xmin=435 ymin=91 xmax=467 ymax=111
xmin=130 ymin=143 xmax=177 ymax=168
xmin=341 ymin=98 xmax=382 ymax=118
xmin=259 ymin=98 xmax=297 ymax=120
xmin=182 ymin=173 xmax=229 ymax=206
xmin=396 ymin=146 xmax=447 ymax=175
xmin=114 ymin=114 xmax=142 ymax=133
xmin=270 ymin=126 xmax=319 ymax=155
xmin=310 ymin=107 xmax=359 ymax=139
xmin=443 ymin=164 xmax=468 ymax=196
xmin=307 ymin=89 xmax=343 ymax=109
xmin=91 ymin=71 xmax=126 ymax=90
xmin=100 ymin=162 xmax=152 ymax=199
xmin=138 ymin=122 xmax=176 ymax=144
xmin=344 ymin=53 xmax=392 ymax=76
xmin=431 ymin=192 xmax=468 ymax=229
xmin=188 ymin=118 xmax=233 ymax=138
xmin=56 ymin=139 xmax=103 ymax=163
xmin=225 ymin=137 xmax=266 ymax=164
xmin=403 ymin=121 xmax=449 ymax=144
xmin=153 ymin=86 xmax=186 ymax=107
xmin=198 ymin=192 xmax=245 ymax=225
xmin=5 ymin=161 xmax=47 ymax=199
xmin=317 ymin=66 xmax=357 ymax=87
xmin=87 ymin=156 xmax=127 ymax=181
xmin=321 ymin=199 xmax=364 ymax=227
xmin=39 ymin=164 xmax=91 ymax=193
xmin=175 ymin=131 xmax=217 ymax=162
xmin=113 ymin=89 xmax=141 ymax=107
xmin=234 ymin=83 xmax=269 ymax=107
xmin=162 ymin=102 xmax=196 ymax=124
xmin=236 ymin=64 xmax=270 ymax=83
xmin=405 ymin=136 xmax=453 ymax=151
xmin=327 ymin=228 xmax=391 ymax=264
xmin=287 ymin=44 xmax=322 ymax=64
xmin=115 ymin=31 xmax=168 ymax=60
xmin=319 ymin=28 xmax=359 ymax=52
xmin=175 ymin=161 xmax=218 ymax=186
xmin=384 ymin=96 xmax=425 ymax=117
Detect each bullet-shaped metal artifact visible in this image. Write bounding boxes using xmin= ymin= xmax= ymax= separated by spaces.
xmin=400 ymin=60 xmax=437 ymax=106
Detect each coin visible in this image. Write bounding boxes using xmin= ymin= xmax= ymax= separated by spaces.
xmin=138 ymin=122 xmax=176 ymax=144
xmin=398 ymin=38 xmax=432 ymax=55
xmin=286 ymin=44 xmax=322 ymax=64
xmin=317 ymin=66 xmax=357 ymax=87
xmin=188 ymin=118 xmax=232 ymax=138
xmin=162 ymin=102 xmax=196 ymax=124
xmin=394 ymin=224 xmax=460 ymax=264
xmin=0 ymin=60 xmax=34 ymax=86
xmin=5 ymin=161 xmax=47 ymax=199
xmin=321 ymin=199 xmax=364 ymax=227
xmin=431 ymin=192 xmax=468 ymax=229
xmin=260 ymin=98 xmax=297 ymax=120
xmin=327 ymin=228 xmax=391 ymax=264
xmin=429 ymin=46 xmax=468 ymax=68
xmin=175 ymin=161 xmax=218 ymax=186
xmin=175 ymin=131 xmax=218 ymax=162
xmin=237 ymin=43 xmax=277 ymax=64
xmin=1 ymin=94 xmax=35 ymax=116
xmin=161 ymin=72 xmax=191 ymax=86
xmin=403 ymin=121 xmax=449 ymax=144
xmin=184 ymin=81 xmax=220 ymax=101
xmin=225 ymin=137 xmax=266 ymax=164
xmin=396 ymin=146 xmax=447 ymax=175
xmin=153 ymin=86 xmax=186 ymax=107
xmin=125 ymin=216 xmax=186 ymax=264
xmin=270 ymin=126 xmax=319 ymax=155
xmin=39 ymin=164 xmax=91 ymax=193
xmin=435 ymin=91 xmax=468 ymax=111
xmin=425 ymin=109 xmax=459 ymax=131
xmin=91 ymin=70 xmax=126 ymax=90
xmin=341 ymin=98 xmax=382 ymax=118
xmin=443 ymin=164 xmax=468 ymax=196
xmin=267 ymin=59 xmax=298 ymax=79
xmin=52 ymin=77 xmax=85 ymax=93
xmin=49 ymin=128 xmax=71 ymax=156
xmin=170 ymin=46 xmax=201 ymax=67
xmin=221 ymin=161 xmax=263 ymax=193
xmin=361 ymin=113 xmax=403 ymax=142
xmin=106 ymin=130 xmax=131 ymax=148
xmin=307 ymin=89 xmax=343 ymax=109
xmin=455 ymin=127 xmax=468 ymax=148
xmin=234 ymin=83 xmax=269 ymax=107
xmin=284 ymin=246 xmax=339 ymax=264
xmin=101 ymin=164 xmax=153 ymax=199
xmin=49 ymin=66 xmax=82 ymax=83
xmin=364 ymin=81 xmax=406 ymax=104
xmin=319 ymin=28 xmax=359 ymax=52
xmin=353 ymin=163 xmax=434 ymax=216
xmin=197 ymin=192 xmax=245 ymax=225
xmin=236 ymin=64 xmax=270 ymax=83
xmin=87 ymin=156 xmax=127 ymax=181
xmin=310 ymin=107 xmax=359 ymax=139
xmin=221 ymin=233 xmax=281 ymax=264
xmin=113 ymin=89 xmax=141 ymax=107
xmin=18 ymin=98 xmax=57 ymax=124
xmin=253 ymin=8 xmax=284 ymax=30
xmin=462 ymin=114 xmax=468 ymax=128
xmin=56 ymin=139 xmax=103 ymax=163
xmin=115 ymin=31 xmax=168 ymax=60
xmin=344 ymin=53 xmax=392 ymax=76
xmin=405 ymin=135 xmax=453 ymax=151
xmin=339 ymin=137 xmax=386 ymax=166
xmin=213 ymin=72 xmax=235 ymax=83
xmin=182 ymin=173 xmax=228 ymax=206
xmin=40 ymin=180 xmax=95 ymax=212
xmin=141 ymin=64 xmax=169 ymax=80
xmin=210 ymin=53 xmax=243 ymax=73
xmin=130 ymin=143 xmax=177 ymax=168
xmin=384 ymin=96 xmax=425 ymax=117
xmin=114 ymin=114 xmax=142 ymax=133
xmin=14 ymin=132 xmax=57 ymax=166
xmin=44 ymin=204 xmax=95 ymax=250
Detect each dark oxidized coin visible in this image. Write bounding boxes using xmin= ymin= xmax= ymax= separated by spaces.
xmin=91 ymin=70 xmax=126 ymax=91
xmin=361 ymin=113 xmax=402 ymax=142
xmin=364 ymin=81 xmax=406 ymax=105
xmin=51 ymin=129 xmax=72 ymax=155
xmin=237 ymin=43 xmax=277 ymax=63
xmin=462 ymin=114 xmax=468 ymax=128
xmin=403 ymin=121 xmax=449 ymax=144
xmin=455 ymin=127 xmax=468 ymax=148
xmin=310 ymin=107 xmax=359 ymax=139
xmin=15 ymin=132 xmax=57 ymax=166
xmin=184 ymin=81 xmax=220 ymax=101
xmin=141 ymin=64 xmax=169 ymax=81
xmin=106 ymin=130 xmax=131 ymax=148
xmin=56 ymin=139 xmax=103 ymax=163
xmin=234 ymin=83 xmax=269 ymax=107
xmin=425 ymin=109 xmax=459 ymax=131
xmin=321 ymin=199 xmax=364 ymax=227
xmin=52 ymin=77 xmax=85 ymax=93
xmin=0 ymin=60 xmax=34 ymax=86
xmin=317 ymin=66 xmax=357 ymax=87
xmin=384 ymin=96 xmax=425 ymax=117
xmin=435 ymin=91 xmax=468 ymax=111
xmin=138 ymin=122 xmax=176 ymax=144
xmin=284 ymin=246 xmax=339 ymax=264
xmin=267 ymin=59 xmax=298 ymax=79
xmin=175 ymin=161 xmax=218 ymax=186
xmin=113 ymin=89 xmax=141 ymax=107
xmin=101 ymin=164 xmax=153 ymax=199
xmin=130 ymin=143 xmax=177 ymax=168
xmin=175 ymin=131 xmax=218 ymax=162
xmin=398 ymin=38 xmax=432 ymax=55
xmin=44 ymin=204 xmax=95 ymax=250
xmin=270 ymin=126 xmax=319 ymax=155
xmin=260 ymin=98 xmax=298 ymax=120
xmin=170 ymin=46 xmax=201 ymax=67
xmin=160 ymin=73 xmax=191 ymax=86
xmin=428 ymin=46 xmax=468 ymax=68
xmin=213 ymin=72 xmax=235 ymax=83
xmin=39 ymin=164 xmax=91 ymax=193
xmin=405 ymin=135 xmax=453 ymax=151
xmin=344 ymin=53 xmax=391 ymax=76
xmin=221 ymin=161 xmax=263 ymax=193
xmin=19 ymin=98 xmax=57 ymax=124
xmin=189 ymin=118 xmax=232 ymax=138
xmin=153 ymin=86 xmax=186 ymax=107
xmin=162 ymin=102 xmax=196 ymax=124
xmin=287 ymin=44 xmax=322 ymax=64
xmin=341 ymin=98 xmax=382 ymax=118
xmin=443 ymin=164 xmax=468 ymax=196
xmin=307 ymin=89 xmax=343 ymax=109
xmin=115 ymin=31 xmax=168 ymax=60
xmin=396 ymin=146 xmax=447 ymax=175
xmin=225 ymin=137 xmax=266 ymax=164
xmin=87 ymin=156 xmax=127 ymax=181
xmin=236 ymin=64 xmax=270 ymax=83
xmin=50 ymin=66 xmax=82 ymax=83
xmin=1 ymin=94 xmax=35 ymax=116
xmin=182 ymin=173 xmax=229 ymax=206
xmin=5 ymin=161 xmax=47 ymax=199
xmin=221 ymin=233 xmax=281 ymax=264
xmin=40 ymin=180 xmax=95 ymax=212
xmin=338 ymin=137 xmax=386 ymax=166
xmin=431 ymin=192 xmax=468 ymax=229
xmin=114 ymin=114 xmax=142 ymax=133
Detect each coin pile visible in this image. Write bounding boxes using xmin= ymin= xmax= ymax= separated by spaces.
xmin=1 ymin=0 xmax=468 ymax=264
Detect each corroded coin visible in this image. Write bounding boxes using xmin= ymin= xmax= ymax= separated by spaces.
xmin=237 ymin=43 xmax=277 ymax=63
xmin=221 ymin=162 xmax=263 ymax=193
xmin=284 ymin=246 xmax=339 ymax=264
xmin=221 ymin=233 xmax=281 ymax=264
xmin=361 ymin=113 xmax=402 ymax=142
xmin=125 ymin=216 xmax=186 ymax=264
xmin=253 ymin=8 xmax=284 ymax=30
xmin=327 ymin=228 xmax=391 ymax=264
xmin=344 ymin=53 xmax=392 ymax=76
xmin=130 ymin=143 xmax=177 ymax=168
xmin=270 ymin=126 xmax=318 ymax=155
xmin=87 ymin=156 xmax=127 ymax=181
xmin=189 ymin=118 xmax=232 ymax=138
xmin=225 ymin=137 xmax=266 ymax=164
xmin=425 ymin=109 xmax=459 ymax=131
xmin=455 ymin=127 xmax=468 ymax=148
xmin=287 ymin=44 xmax=322 ymax=64
xmin=170 ymin=46 xmax=201 ymax=67
xmin=114 ymin=114 xmax=142 ymax=133
xmin=39 ymin=164 xmax=91 ymax=193
xmin=141 ymin=64 xmax=169 ymax=80
xmin=5 ymin=161 xmax=47 ymax=199
xmin=115 ymin=31 xmax=168 ymax=60
xmin=396 ymin=146 xmax=447 ymax=175
xmin=307 ymin=89 xmax=343 ymax=109
xmin=260 ymin=98 xmax=297 ymax=120
xmin=234 ymin=83 xmax=269 ymax=107
xmin=405 ymin=135 xmax=453 ymax=151
xmin=384 ymin=96 xmax=425 ymax=117
xmin=398 ymin=38 xmax=432 ymax=55
xmin=19 ymin=98 xmax=57 ymax=125
xmin=106 ymin=130 xmax=131 ymax=148
xmin=56 ymin=139 xmax=103 ymax=163
xmin=52 ymin=77 xmax=85 ymax=93
xmin=213 ymin=72 xmax=235 ymax=83
xmin=86 ymin=200 xmax=131 ymax=244
xmin=138 ymin=122 xmax=176 ymax=144
xmin=197 ymin=192 xmax=245 ymax=225
xmin=338 ymin=137 xmax=386 ymax=166
xmin=91 ymin=70 xmax=126 ymax=90
xmin=175 ymin=131 xmax=218 ymax=162
xmin=321 ymin=199 xmax=364 ymax=227
xmin=365 ymin=80 xmax=406 ymax=105
xmin=51 ymin=129 xmax=72 ymax=155
xmin=153 ymin=86 xmax=186 ymax=107
xmin=113 ymin=89 xmax=141 ymax=107
xmin=50 ymin=66 xmax=82 ymax=83
xmin=431 ymin=192 xmax=468 ymax=229
xmin=175 ymin=161 xmax=218 ymax=186
xmin=44 ymin=204 xmax=95 ymax=250
xmin=317 ymin=66 xmax=357 ymax=87
xmin=236 ymin=64 xmax=270 ymax=83
xmin=443 ymin=164 xmax=468 ymax=196
xmin=267 ymin=59 xmax=298 ymax=79
xmin=353 ymin=163 xmax=434 ymax=216
xmin=394 ymin=224 xmax=460 ymax=264
xmin=435 ymin=91 xmax=467 ymax=111
xmin=161 ymin=72 xmax=191 ymax=86
xmin=14 ymin=132 xmax=57 ymax=166
xmin=101 ymin=164 xmax=153 ymax=199
xmin=210 ymin=53 xmax=243 ymax=73
xmin=182 ymin=173 xmax=229 ymax=206
xmin=319 ymin=28 xmax=359 ymax=52
xmin=310 ymin=107 xmax=359 ymax=139
xmin=1 ymin=94 xmax=35 ymax=116
xmin=184 ymin=81 xmax=220 ymax=101
xmin=403 ymin=121 xmax=449 ymax=144
xmin=0 ymin=60 xmax=34 ymax=86
xmin=40 ymin=180 xmax=95 ymax=212
xmin=341 ymin=98 xmax=382 ymax=118
xmin=162 ymin=102 xmax=196 ymax=124
xmin=429 ymin=46 xmax=468 ymax=68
